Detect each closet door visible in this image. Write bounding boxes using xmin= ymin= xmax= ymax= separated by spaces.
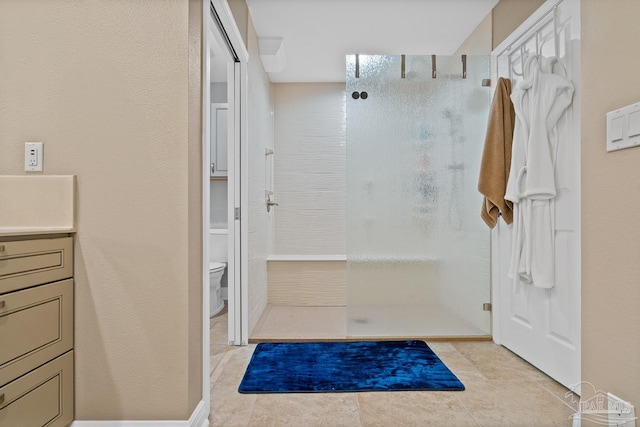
xmin=492 ymin=0 xmax=581 ymax=390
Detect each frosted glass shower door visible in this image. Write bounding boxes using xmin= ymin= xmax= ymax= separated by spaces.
xmin=346 ymin=55 xmax=491 ymax=337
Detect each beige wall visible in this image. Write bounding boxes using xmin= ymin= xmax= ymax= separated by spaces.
xmin=0 ymin=0 xmax=202 ymax=421
xmin=581 ymin=0 xmax=640 ymax=408
xmin=492 ymin=0 xmax=545 ymax=49
xmin=187 ymin=0 xmax=204 ymax=414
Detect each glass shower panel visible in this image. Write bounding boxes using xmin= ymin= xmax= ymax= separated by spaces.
xmin=346 ymin=55 xmax=491 ymax=337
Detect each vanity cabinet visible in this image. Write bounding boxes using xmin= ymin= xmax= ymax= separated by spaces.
xmin=210 ymin=103 xmax=228 ymax=177
xmin=0 ymin=235 xmax=74 ymax=427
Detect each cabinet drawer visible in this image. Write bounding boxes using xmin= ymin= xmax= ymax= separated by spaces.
xmin=0 ymin=280 xmax=73 ymax=387
xmin=0 ymin=351 xmax=73 ymax=427
xmin=0 ymin=237 xmax=73 ymax=294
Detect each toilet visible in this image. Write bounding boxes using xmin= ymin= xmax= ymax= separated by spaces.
xmin=209 ymin=261 xmax=225 ymax=317
xmin=209 ymin=229 xmax=228 ymax=317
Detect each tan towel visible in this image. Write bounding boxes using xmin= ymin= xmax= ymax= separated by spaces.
xmin=478 ymin=77 xmax=515 ymax=228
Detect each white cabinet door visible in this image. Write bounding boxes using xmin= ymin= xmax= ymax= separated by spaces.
xmin=210 ymin=103 xmax=228 ymax=177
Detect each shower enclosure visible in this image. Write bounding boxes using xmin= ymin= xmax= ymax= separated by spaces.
xmin=346 ymin=55 xmax=491 ymax=337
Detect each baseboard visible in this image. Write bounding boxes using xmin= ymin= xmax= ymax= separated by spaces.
xmin=71 ymin=399 xmax=209 ymax=427
xmin=189 ymin=400 xmax=210 ymax=427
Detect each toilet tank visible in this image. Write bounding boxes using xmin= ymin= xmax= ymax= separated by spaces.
xmin=209 ymin=228 xmax=228 ymax=262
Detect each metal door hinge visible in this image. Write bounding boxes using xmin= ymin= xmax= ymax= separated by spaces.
xmin=483 ymin=303 xmax=492 ymax=312
xmin=234 ymin=207 xmax=241 ymax=220
xmin=482 ymin=79 xmax=491 ymax=87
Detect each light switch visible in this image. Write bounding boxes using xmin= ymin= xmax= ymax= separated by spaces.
xmin=611 ymin=116 xmax=625 ymax=141
xmin=24 ymin=142 xmax=44 ymax=172
xmin=607 ymin=102 xmax=640 ymax=152
xmin=628 ymin=110 xmax=640 ymax=138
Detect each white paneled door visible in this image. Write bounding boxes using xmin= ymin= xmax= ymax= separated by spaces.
xmin=492 ymin=0 xmax=581 ymax=390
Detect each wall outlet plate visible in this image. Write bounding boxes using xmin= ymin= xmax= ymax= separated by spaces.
xmin=24 ymin=142 xmax=43 ymax=172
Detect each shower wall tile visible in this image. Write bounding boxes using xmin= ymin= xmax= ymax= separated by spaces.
xmin=276 ymin=190 xmax=346 ymax=255
xmin=276 ymin=174 xmax=346 ymax=194
xmin=246 ymin=16 xmax=271 ymax=334
xmin=273 ymin=83 xmax=347 ymax=255
xmin=267 ymin=261 xmax=347 ymax=306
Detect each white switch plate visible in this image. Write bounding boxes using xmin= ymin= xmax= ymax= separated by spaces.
xmin=607 ymin=102 xmax=640 ymax=152
xmin=24 ymin=142 xmax=44 ymax=172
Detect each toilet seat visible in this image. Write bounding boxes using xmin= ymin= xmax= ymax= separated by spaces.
xmin=209 ymin=261 xmax=226 ymax=273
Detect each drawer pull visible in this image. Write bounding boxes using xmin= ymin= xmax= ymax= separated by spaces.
xmin=0 ymin=245 xmax=5 ymax=252
xmin=0 ymin=393 xmax=4 ymax=405
xmin=0 ymin=301 xmax=4 ymax=309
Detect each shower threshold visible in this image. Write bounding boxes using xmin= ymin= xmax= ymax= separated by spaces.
xmin=249 ymin=304 xmax=491 ymax=343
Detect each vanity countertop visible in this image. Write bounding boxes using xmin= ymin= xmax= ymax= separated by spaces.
xmin=0 ymin=175 xmax=76 ymax=237
xmin=0 ymin=226 xmax=76 ymax=237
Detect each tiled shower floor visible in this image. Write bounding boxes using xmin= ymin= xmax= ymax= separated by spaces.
xmin=250 ymin=305 xmax=347 ymax=340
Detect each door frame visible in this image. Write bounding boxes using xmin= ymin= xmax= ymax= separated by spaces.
xmin=202 ymin=0 xmax=249 ymax=413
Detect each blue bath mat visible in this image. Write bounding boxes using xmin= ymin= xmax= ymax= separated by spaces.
xmin=238 ymin=340 xmax=464 ymax=393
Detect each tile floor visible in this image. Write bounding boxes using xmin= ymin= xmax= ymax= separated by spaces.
xmin=210 ymin=306 xmax=579 ymax=426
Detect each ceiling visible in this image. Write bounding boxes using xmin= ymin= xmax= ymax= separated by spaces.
xmin=245 ymin=0 xmax=499 ymax=83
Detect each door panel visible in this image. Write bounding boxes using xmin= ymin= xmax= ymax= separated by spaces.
xmin=493 ymin=0 xmax=581 ymax=389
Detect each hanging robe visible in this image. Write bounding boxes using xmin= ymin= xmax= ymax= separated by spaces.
xmin=504 ymin=55 xmax=574 ymax=289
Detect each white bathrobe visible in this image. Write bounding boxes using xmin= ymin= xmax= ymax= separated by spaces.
xmin=504 ymin=55 xmax=574 ymax=289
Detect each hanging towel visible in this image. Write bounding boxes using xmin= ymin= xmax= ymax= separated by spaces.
xmin=478 ymin=77 xmax=516 ymax=228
